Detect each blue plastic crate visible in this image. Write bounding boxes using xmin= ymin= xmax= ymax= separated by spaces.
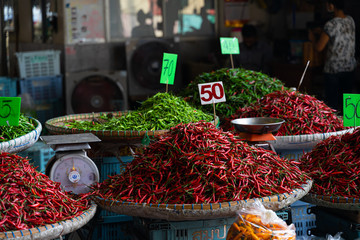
xmin=16 ymin=50 xmax=61 ymax=78
xmin=97 ymin=213 xmax=133 ymax=224
xmin=132 ymin=210 xmax=291 ymax=240
xmin=277 ymin=148 xmax=312 ymax=160
xmin=31 ymin=98 xmax=64 ymax=125
xmin=133 ymin=217 xmax=235 ymax=240
xmin=92 ymin=218 xmax=133 ymax=240
xmin=94 ymin=155 xmax=133 ymax=183
xmin=19 ymin=75 xmax=63 ymax=101
xmin=0 ymin=77 xmax=17 ymax=97
xmin=94 ymin=156 xmax=134 ymax=221
xmin=18 ymin=141 xmax=55 ymax=173
xmin=290 ymin=200 xmax=316 ymax=237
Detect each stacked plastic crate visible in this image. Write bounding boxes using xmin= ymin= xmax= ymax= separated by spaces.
xmin=91 ymin=155 xmax=134 ymax=240
xmin=16 ymin=50 xmax=64 ymax=125
xmin=290 ymin=200 xmax=316 ymax=238
xmin=18 ymin=140 xmax=55 ymax=173
xmin=132 ymin=208 xmax=291 ymax=239
xmin=0 ymin=77 xmax=17 ymax=97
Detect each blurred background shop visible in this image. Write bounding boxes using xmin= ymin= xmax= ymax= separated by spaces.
xmin=1 ymin=0 xmax=359 ymax=119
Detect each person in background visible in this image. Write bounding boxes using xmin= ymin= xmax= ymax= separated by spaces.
xmin=233 ymin=24 xmax=273 ymax=74
xmin=309 ymin=0 xmax=356 ymax=112
xmin=131 ymin=10 xmax=155 ymax=38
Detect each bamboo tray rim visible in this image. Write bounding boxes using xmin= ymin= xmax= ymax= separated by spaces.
xmin=0 ymin=204 xmax=96 ymax=240
xmin=274 ymin=128 xmax=353 ymax=141
xmin=45 ymin=111 xmax=169 ymax=138
xmin=92 ymin=180 xmax=312 ymax=220
xmin=45 ymin=111 xmax=218 ymax=140
xmin=302 ymin=193 xmax=360 ymax=211
xmin=0 ymin=117 xmax=42 ymax=153
xmin=271 ymin=128 xmax=355 ymax=149
xmin=303 ymin=193 xmax=360 ymax=206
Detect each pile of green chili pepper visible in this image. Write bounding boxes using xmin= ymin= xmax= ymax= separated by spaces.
xmin=64 ymin=92 xmax=213 ymax=131
xmin=0 ymin=114 xmax=36 ymax=142
xmin=225 ymin=89 xmax=345 ymax=136
xmin=179 ymin=68 xmax=287 ymax=118
xmin=92 ymin=121 xmax=310 ymax=204
xmin=0 ymin=152 xmax=91 ymax=231
xmin=299 ymin=128 xmax=360 ymax=198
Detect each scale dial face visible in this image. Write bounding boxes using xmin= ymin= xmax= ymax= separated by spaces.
xmin=49 ymin=153 xmax=100 ymax=194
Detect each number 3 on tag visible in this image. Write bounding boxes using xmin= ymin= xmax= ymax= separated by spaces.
xmin=198 ymin=82 xmax=226 ymax=105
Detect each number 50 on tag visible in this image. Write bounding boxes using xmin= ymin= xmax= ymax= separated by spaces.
xmin=343 ymin=94 xmax=360 ymax=127
xmin=198 ymin=82 xmax=226 ymax=105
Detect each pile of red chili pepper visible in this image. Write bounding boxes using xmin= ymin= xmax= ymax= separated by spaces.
xmin=92 ymin=121 xmax=310 ymax=204
xmin=299 ymin=128 xmax=360 ymax=198
xmin=0 ymin=152 xmax=91 ymax=231
xmin=224 ymin=89 xmax=344 ymax=136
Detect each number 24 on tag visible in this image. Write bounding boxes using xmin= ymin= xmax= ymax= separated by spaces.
xmin=198 ymin=82 xmax=226 ymax=105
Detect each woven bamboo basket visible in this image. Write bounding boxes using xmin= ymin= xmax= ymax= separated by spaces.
xmin=45 ymin=111 xmax=218 ymax=142
xmin=302 ymin=194 xmax=360 ymax=211
xmin=92 ymin=180 xmax=312 ymax=221
xmin=272 ymin=128 xmax=354 ymax=150
xmin=0 ymin=204 xmax=96 ymax=240
xmin=45 ymin=111 xmax=168 ymax=142
xmin=0 ymin=118 xmax=42 ymax=153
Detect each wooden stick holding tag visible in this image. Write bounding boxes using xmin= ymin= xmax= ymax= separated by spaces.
xmin=298 ymin=60 xmax=310 ymax=90
xmin=212 ymin=99 xmax=216 ymax=124
xmin=230 ymin=54 xmax=234 ymax=69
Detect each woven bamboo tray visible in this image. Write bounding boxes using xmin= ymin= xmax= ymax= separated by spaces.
xmin=45 ymin=111 xmax=218 ymax=142
xmin=272 ymin=128 xmax=354 ymax=150
xmin=0 ymin=118 xmax=42 ymax=153
xmin=45 ymin=111 xmax=168 ymax=142
xmin=302 ymin=194 xmax=360 ymax=211
xmin=93 ymin=180 xmax=312 ymax=221
xmin=0 ymin=204 xmax=96 ymax=240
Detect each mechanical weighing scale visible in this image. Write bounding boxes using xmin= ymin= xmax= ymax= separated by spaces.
xmin=41 ymin=133 xmax=101 ymax=194
xmin=231 ymin=117 xmax=285 ymax=152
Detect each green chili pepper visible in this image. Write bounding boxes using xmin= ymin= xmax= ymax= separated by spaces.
xmin=0 ymin=114 xmax=36 ymax=142
xmin=178 ymin=68 xmax=288 ymax=119
xmin=64 ymin=92 xmax=213 ymax=131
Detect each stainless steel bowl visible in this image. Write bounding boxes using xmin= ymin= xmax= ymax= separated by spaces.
xmin=231 ymin=117 xmax=285 ymax=134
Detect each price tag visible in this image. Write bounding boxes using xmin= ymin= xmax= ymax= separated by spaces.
xmin=343 ymin=94 xmax=360 ymax=127
xmin=0 ymin=97 xmax=21 ymax=126
xmin=198 ymin=82 xmax=226 ymax=105
xmin=160 ymin=53 xmax=178 ymax=85
xmin=220 ymin=37 xmax=240 ymax=54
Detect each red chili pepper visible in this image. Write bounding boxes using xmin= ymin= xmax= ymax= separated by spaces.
xmin=93 ymin=121 xmax=310 ymax=204
xmin=0 ymin=153 xmax=91 ymax=232
xmin=224 ymin=89 xmax=346 ymax=136
xmin=300 ymin=128 xmax=360 ymax=198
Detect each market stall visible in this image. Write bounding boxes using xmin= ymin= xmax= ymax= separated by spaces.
xmin=4 ymin=65 xmax=360 ymax=239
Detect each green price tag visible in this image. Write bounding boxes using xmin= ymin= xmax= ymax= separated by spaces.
xmin=220 ymin=37 xmax=240 ymax=54
xmin=160 ymin=53 xmax=178 ymax=85
xmin=343 ymin=93 xmax=360 ymax=127
xmin=0 ymin=97 xmax=21 ymax=126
